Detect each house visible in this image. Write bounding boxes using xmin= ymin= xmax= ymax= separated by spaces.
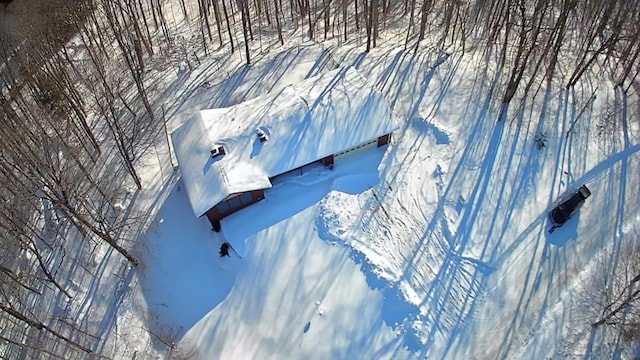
xmin=171 ymin=67 xmax=399 ymax=228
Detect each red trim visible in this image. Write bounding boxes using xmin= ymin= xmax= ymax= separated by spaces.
xmin=377 ymin=133 xmax=391 ymax=147
xmin=321 ymin=155 xmax=334 ymax=166
xmin=205 ymin=189 xmax=266 ymax=226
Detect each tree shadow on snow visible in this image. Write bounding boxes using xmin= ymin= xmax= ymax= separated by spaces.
xmin=304 ymin=48 xmax=507 ymax=358
xmin=322 ymin=44 xmax=637 ymax=358
xmin=474 ymin=82 xmax=639 ymax=359
xmin=162 ymin=44 xmax=335 ymax=131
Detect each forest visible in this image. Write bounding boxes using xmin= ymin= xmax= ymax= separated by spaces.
xmin=1 ymin=0 xmax=639 ymax=358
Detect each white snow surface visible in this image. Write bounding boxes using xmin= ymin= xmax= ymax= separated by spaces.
xmin=171 ymin=67 xmax=399 ymax=217
xmin=135 ymin=33 xmax=640 ymax=360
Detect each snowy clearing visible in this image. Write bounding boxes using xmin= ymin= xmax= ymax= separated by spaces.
xmin=138 ymin=44 xmax=640 ymax=359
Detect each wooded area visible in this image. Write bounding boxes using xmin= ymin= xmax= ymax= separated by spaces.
xmin=1 ymin=0 xmax=639 ymax=357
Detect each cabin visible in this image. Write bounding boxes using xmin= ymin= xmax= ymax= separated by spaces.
xmin=171 ymin=67 xmax=399 ymax=228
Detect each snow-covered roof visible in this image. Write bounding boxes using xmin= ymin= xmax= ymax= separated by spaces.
xmin=172 ymin=67 xmax=400 ymax=217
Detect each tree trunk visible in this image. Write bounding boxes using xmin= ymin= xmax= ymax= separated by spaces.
xmin=365 ymin=0 xmax=371 ymax=52
xmin=211 ymin=0 xmax=225 ymax=47
xmin=274 ymin=0 xmax=284 ymax=45
xmin=415 ymin=0 xmax=432 ymax=50
xmin=372 ymin=0 xmax=378 ymax=48
xmin=239 ymin=0 xmax=251 ymax=64
xmin=404 ymin=0 xmax=415 ymax=50
xmin=343 ymin=0 xmax=347 ymax=41
xmin=222 ymin=0 xmax=235 ymax=53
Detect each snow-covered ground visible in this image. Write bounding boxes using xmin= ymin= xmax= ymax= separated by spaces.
xmin=132 ymin=37 xmax=640 ymax=359
xmin=4 ymin=0 xmax=639 ymax=358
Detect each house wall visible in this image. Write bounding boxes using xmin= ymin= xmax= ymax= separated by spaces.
xmin=377 ymin=133 xmax=391 ymax=147
xmin=205 ymin=132 xmax=393 ymax=227
xmin=334 ymin=137 xmax=379 ymax=160
xmin=274 ymin=132 xmax=392 ymax=182
xmin=205 ymin=189 xmax=265 ymax=226
xmin=270 ymin=160 xmax=323 ymax=185
xmin=321 ymin=155 xmax=334 ymax=166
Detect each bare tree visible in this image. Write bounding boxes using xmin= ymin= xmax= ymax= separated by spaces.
xmin=198 ymin=0 xmax=213 ymax=54
xmin=414 ymin=0 xmax=431 ymax=50
xmin=0 ymin=302 xmax=93 ymax=354
xmin=211 ymin=0 xmax=226 ymax=48
xmin=591 ymin=240 xmax=640 ymax=331
xmin=274 ymin=0 xmax=285 ymax=45
xmin=238 ymin=0 xmax=252 ymax=63
xmin=222 ymin=0 xmax=235 ymax=53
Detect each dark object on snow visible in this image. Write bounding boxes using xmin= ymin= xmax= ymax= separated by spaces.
xmin=549 ymin=184 xmax=591 ymax=233
xmin=535 ymin=133 xmax=547 ymax=150
xmin=257 ymin=128 xmax=268 ymax=143
xmin=219 ymin=242 xmax=230 ymax=257
xmin=212 ymin=219 xmax=221 ymax=232
xmin=210 ymin=145 xmax=226 ymax=159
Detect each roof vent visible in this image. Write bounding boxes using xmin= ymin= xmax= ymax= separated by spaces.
xmin=210 ymin=145 xmax=226 ymax=159
xmin=257 ymin=128 xmax=268 ymax=143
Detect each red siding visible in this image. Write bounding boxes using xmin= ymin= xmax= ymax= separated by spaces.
xmin=205 ymin=134 xmax=392 ymax=227
xmin=205 ymin=189 xmax=265 ymax=226
xmin=377 ymin=133 xmax=391 ymax=147
xmin=206 ymin=208 xmax=221 ymax=225
xmin=321 ymin=155 xmax=334 ymax=166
